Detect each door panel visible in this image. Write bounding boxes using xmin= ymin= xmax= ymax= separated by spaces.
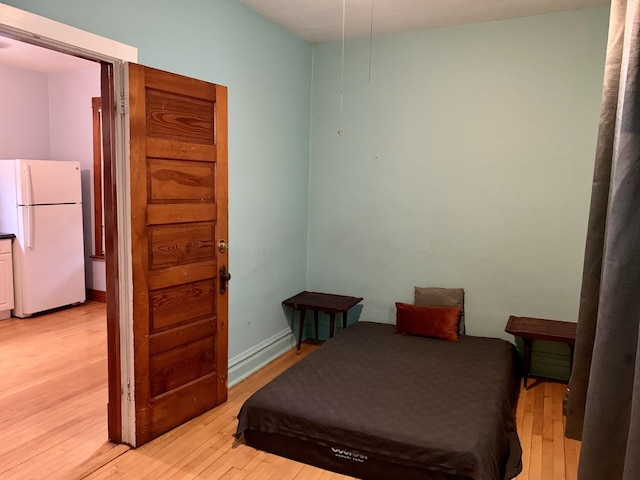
xmin=148 ymin=159 xmax=215 ymax=201
xmin=128 ymin=63 xmax=228 ymax=446
xmin=149 ymin=222 xmax=215 ymax=268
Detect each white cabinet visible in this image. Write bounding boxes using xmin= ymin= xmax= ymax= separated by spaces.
xmin=0 ymin=238 xmax=14 ymax=319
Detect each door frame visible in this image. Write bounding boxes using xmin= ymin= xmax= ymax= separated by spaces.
xmin=0 ymin=4 xmax=138 ymax=445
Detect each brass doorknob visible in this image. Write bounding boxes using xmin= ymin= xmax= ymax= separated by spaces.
xmin=218 ymin=239 xmax=228 ymax=253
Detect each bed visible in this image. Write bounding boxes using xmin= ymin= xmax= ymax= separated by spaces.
xmin=235 ymin=320 xmax=522 ymax=480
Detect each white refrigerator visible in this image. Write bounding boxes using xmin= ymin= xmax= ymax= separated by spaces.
xmin=0 ymin=159 xmax=86 ymax=317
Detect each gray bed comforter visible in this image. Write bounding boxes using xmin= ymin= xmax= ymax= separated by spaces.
xmin=236 ymin=321 xmax=522 ymax=480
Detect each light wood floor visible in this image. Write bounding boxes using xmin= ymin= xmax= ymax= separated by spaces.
xmin=0 ymin=301 xmax=128 ymax=480
xmin=0 ymin=302 xmax=580 ymax=479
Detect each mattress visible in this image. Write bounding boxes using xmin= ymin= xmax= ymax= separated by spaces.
xmin=236 ymin=321 xmax=522 ymax=480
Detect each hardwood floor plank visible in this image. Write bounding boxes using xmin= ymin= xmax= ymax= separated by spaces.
xmin=532 ymin=383 xmax=545 ymax=436
xmin=552 ymin=383 xmax=565 ymax=421
xmin=529 ymin=434 xmax=543 ymax=480
xmin=242 ymin=458 xmax=278 ymax=480
xmin=155 ymin=433 xmax=234 ymax=479
xmin=269 ymin=457 xmax=305 ymax=480
xmin=65 ymin=443 xmax=130 ymax=480
xmin=553 ymin=420 xmax=567 ymax=480
xmin=218 ymin=467 xmax=248 ymax=480
xmin=542 ymin=383 xmax=554 ymax=440
xmin=517 ymin=412 xmax=534 ymax=480
xmin=193 ymin=444 xmax=259 ymax=480
xmin=293 ymin=464 xmax=326 ymax=480
xmin=541 ymin=438 xmax=554 ymax=480
xmin=233 ymin=450 xmax=269 ymax=479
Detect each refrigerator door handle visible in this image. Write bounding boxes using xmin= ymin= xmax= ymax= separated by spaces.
xmin=25 ymin=205 xmax=34 ymax=249
xmin=24 ymin=163 xmax=34 ymax=206
xmin=23 ymin=164 xmax=35 ymax=249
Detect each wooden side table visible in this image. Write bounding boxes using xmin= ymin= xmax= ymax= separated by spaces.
xmin=283 ymin=291 xmax=363 ymax=354
xmin=505 ymin=315 xmax=577 ymax=389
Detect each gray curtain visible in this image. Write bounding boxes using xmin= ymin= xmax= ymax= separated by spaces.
xmin=565 ymin=0 xmax=640 ymax=478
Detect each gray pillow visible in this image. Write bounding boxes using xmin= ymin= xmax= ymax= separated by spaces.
xmin=414 ymin=287 xmax=465 ymax=335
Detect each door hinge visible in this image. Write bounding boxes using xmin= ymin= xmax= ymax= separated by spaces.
xmin=119 ymin=91 xmax=126 ymax=117
xmin=127 ymin=381 xmax=132 ymax=401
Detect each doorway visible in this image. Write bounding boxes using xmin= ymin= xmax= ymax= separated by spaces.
xmin=0 ymin=3 xmax=137 ymax=448
xmin=0 ymin=37 xmax=121 ymax=474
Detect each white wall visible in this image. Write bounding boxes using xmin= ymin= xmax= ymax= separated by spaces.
xmin=48 ymin=65 xmax=103 ymax=291
xmin=308 ymin=8 xmax=609 ymax=343
xmin=0 ymin=61 xmax=104 ymax=292
xmin=0 ymin=63 xmax=50 ymax=159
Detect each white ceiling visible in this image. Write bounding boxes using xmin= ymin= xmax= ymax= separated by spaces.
xmin=0 ymin=36 xmax=97 ymax=73
xmin=238 ymin=0 xmax=610 ymax=43
xmin=0 ymin=1 xmax=610 ymax=72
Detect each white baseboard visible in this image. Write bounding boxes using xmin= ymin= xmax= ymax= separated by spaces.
xmin=228 ymin=328 xmax=296 ymax=388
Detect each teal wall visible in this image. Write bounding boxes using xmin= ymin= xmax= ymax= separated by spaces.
xmin=308 ymin=7 xmax=609 ymax=346
xmin=3 ymin=0 xmax=313 ymax=360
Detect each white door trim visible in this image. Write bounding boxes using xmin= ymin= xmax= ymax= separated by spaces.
xmin=0 ymin=3 xmax=136 ymax=62
xmin=0 ymin=3 xmax=137 ymax=445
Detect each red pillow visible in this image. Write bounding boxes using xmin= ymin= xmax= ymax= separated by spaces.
xmin=395 ymin=302 xmax=461 ymax=342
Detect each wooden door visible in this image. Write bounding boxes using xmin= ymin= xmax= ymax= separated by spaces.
xmin=128 ymin=64 xmax=228 ymax=446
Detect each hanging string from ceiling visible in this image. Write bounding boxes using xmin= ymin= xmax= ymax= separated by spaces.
xmin=369 ymin=0 xmax=374 ymax=82
xmin=337 ymin=0 xmax=374 ymax=135
xmin=338 ymin=0 xmax=346 ymax=136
